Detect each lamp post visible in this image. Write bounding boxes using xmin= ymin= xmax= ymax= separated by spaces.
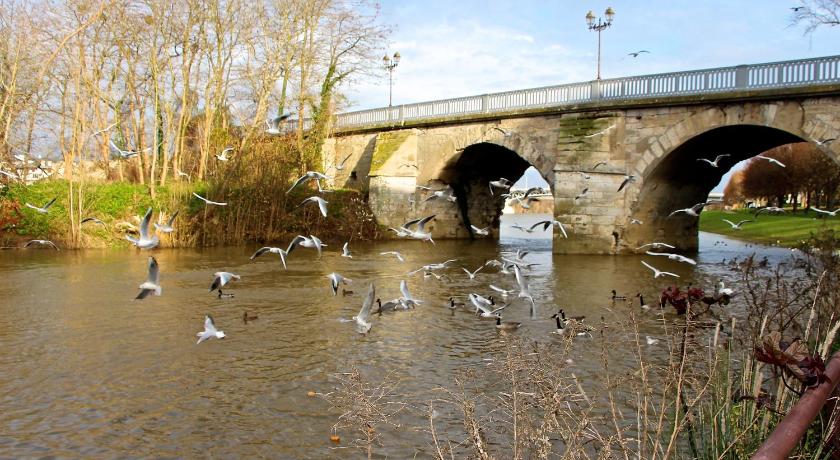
xmin=585 ymin=7 xmax=615 ymax=80
xmin=383 ymin=51 xmax=400 ymax=107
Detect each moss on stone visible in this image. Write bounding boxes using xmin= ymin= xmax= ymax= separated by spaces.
xmin=370 ymin=130 xmax=412 ymax=174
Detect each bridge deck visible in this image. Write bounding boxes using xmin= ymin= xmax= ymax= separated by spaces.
xmin=315 ymin=55 xmax=840 ymax=134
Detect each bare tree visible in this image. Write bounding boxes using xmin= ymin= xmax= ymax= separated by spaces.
xmin=792 ymin=0 xmax=840 ymax=33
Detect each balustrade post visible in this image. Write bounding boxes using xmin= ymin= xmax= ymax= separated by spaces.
xmin=481 ymin=94 xmax=489 ymax=113
xmin=813 ymin=61 xmax=821 ymax=82
xmin=590 ymin=80 xmax=601 ymax=101
xmin=399 ymin=105 xmax=404 ymax=125
xmin=735 ymin=65 xmax=749 ymax=88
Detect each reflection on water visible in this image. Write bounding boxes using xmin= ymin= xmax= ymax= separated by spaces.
xmin=0 ymin=217 xmax=801 ymax=458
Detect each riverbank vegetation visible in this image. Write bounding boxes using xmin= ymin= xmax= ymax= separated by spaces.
xmin=0 ymin=177 xmax=380 ymax=248
xmin=0 ymin=0 xmax=389 ymax=248
xmin=699 ymin=209 xmax=840 ymax=247
xmin=317 ymin=235 xmax=840 ymax=458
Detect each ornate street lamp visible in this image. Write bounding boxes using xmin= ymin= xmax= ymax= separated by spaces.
xmin=383 ymin=51 xmax=401 ymax=107
xmin=586 ymin=7 xmax=615 ymax=80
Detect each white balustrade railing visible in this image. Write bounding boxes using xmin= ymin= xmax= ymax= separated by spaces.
xmin=307 ymin=55 xmax=840 ymax=132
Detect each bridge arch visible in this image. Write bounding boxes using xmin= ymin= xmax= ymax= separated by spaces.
xmin=435 ymin=141 xmax=550 ymax=238
xmin=622 ymin=103 xmax=840 ymax=252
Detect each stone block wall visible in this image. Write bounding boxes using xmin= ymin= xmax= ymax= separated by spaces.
xmin=327 ymin=94 xmax=840 ymax=254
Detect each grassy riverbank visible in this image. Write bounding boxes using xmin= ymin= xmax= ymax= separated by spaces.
xmin=699 ymin=209 xmax=840 ymax=247
xmin=0 ymin=179 xmax=381 ymax=248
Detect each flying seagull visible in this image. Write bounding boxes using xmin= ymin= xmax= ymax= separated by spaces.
xmin=419 ymin=185 xmax=456 ymax=203
xmin=489 ymin=284 xmax=516 ymax=298
xmin=591 ymin=161 xmax=607 ymax=170
xmin=341 ymin=242 xmax=353 ymax=258
xmin=401 ymin=215 xmax=436 ymax=244
xmin=328 ymin=272 xmax=352 ymax=296
xmin=193 ymin=192 xmax=227 ymax=206
xmin=407 ymin=258 xmax=457 ymax=276
xmin=196 ymin=315 xmax=226 ymax=344
xmin=25 ymin=197 xmax=57 ymax=214
xmin=755 ymin=155 xmax=786 ymax=168
xmin=530 ymin=219 xmax=568 ymax=238
xmin=330 ymin=153 xmax=353 ymax=171
xmin=812 ymin=207 xmax=840 ymax=217
xmin=504 ymin=187 xmax=541 ymax=209
xmin=489 ymin=178 xmax=513 ymax=195
xmin=697 ymin=154 xmax=730 ymax=168
xmin=630 ymin=218 xmax=643 ymax=225
xmin=154 ymin=210 xmax=179 ymax=233
xmin=574 ymin=188 xmax=589 ymax=200
xmin=287 ymin=171 xmax=331 ymax=194
xmin=24 ymin=239 xmax=59 ymax=250
xmin=215 ymin=147 xmax=234 ymax=162
xmin=641 ymin=260 xmax=679 ymax=278
xmin=176 ymin=169 xmax=190 ymax=180
xmin=353 ymin=283 xmax=376 ymax=334
xmin=135 ymin=256 xmax=161 ymax=300
xmin=462 ymin=266 xmax=483 ymax=280
xmin=583 ymin=124 xmax=615 ymax=138
xmin=471 ymin=225 xmax=489 ymax=236
xmin=617 ymin=175 xmax=636 ymax=192
xmin=35 ymin=163 xmax=53 ymax=177
xmin=126 ymin=207 xmax=160 ymax=250
xmin=490 ymin=126 xmax=513 ymax=137
xmin=511 ymin=223 xmax=536 ymax=233
xmin=815 ymin=138 xmax=836 ymax=147
xmin=250 ymin=246 xmax=288 ymax=269
xmin=108 ymin=139 xmax=141 ymax=159
xmin=81 ymin=217 xmax=106 ymax=226
xmin=513 ymin=264 xmax=535 ymax=314
xmin=722 ymin=218 xmax=752 ymax=229
xmin=380 ymin=251 xmax=404 ymax=262
xmin=90 ymin=122 xmax=118 ymax=138
xmin=469 ymin=293 xmax=508 ymax=318
xmin=389 ymin=227 xmax=411 ymax=237
xmin=668 ymin=202 xmax=707 ymax=217
xmin=636 ymin=242 xmax=675 ymax=250
xmin=645 ymin=251 xmax=697 ymax=265
xmin=265 ymin=113 xmax=291 ymax=135
xmin=297 ymin=196 xmax=328 ymax=217
xmin=287 ymin=235 xmax=327 ymax=258
xmin=755 ymin=206 xmax=786 ymax=217
xmin=627 ymin=50 xmax=650 ymax=58
xmin=400 ymin=279 xmax=423 ymax=307
xmin=210 ymin=271 xmax=240 ymax=297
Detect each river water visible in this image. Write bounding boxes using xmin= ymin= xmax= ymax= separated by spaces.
xmin=0 ymin=215 xmax=799 ymax=458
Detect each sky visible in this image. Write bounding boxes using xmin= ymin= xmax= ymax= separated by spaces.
xmin=339 ymin=0 xmax=839 ymax=191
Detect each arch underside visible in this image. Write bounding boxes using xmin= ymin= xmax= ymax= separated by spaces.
xmin=625 ymin=125 xmax=804 ymax=252
xmin=438 ymin=143 xmax=535 ymax=238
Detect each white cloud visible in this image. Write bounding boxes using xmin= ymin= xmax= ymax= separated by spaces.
xmin=341 ymin=19 xmax=593 ymax=111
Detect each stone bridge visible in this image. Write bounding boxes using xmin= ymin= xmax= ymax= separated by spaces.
xmin=320 ymin=55 xmax=840 ymax=254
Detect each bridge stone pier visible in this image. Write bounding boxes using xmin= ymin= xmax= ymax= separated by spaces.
xmin=320 ymin=56 xmax=840 ymax=254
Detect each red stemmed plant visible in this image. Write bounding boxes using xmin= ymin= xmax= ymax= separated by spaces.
xmin=754 ymin=331 xmax=830 ymax=389
xmin=659 ymin=286 xmax=706 ymax=315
